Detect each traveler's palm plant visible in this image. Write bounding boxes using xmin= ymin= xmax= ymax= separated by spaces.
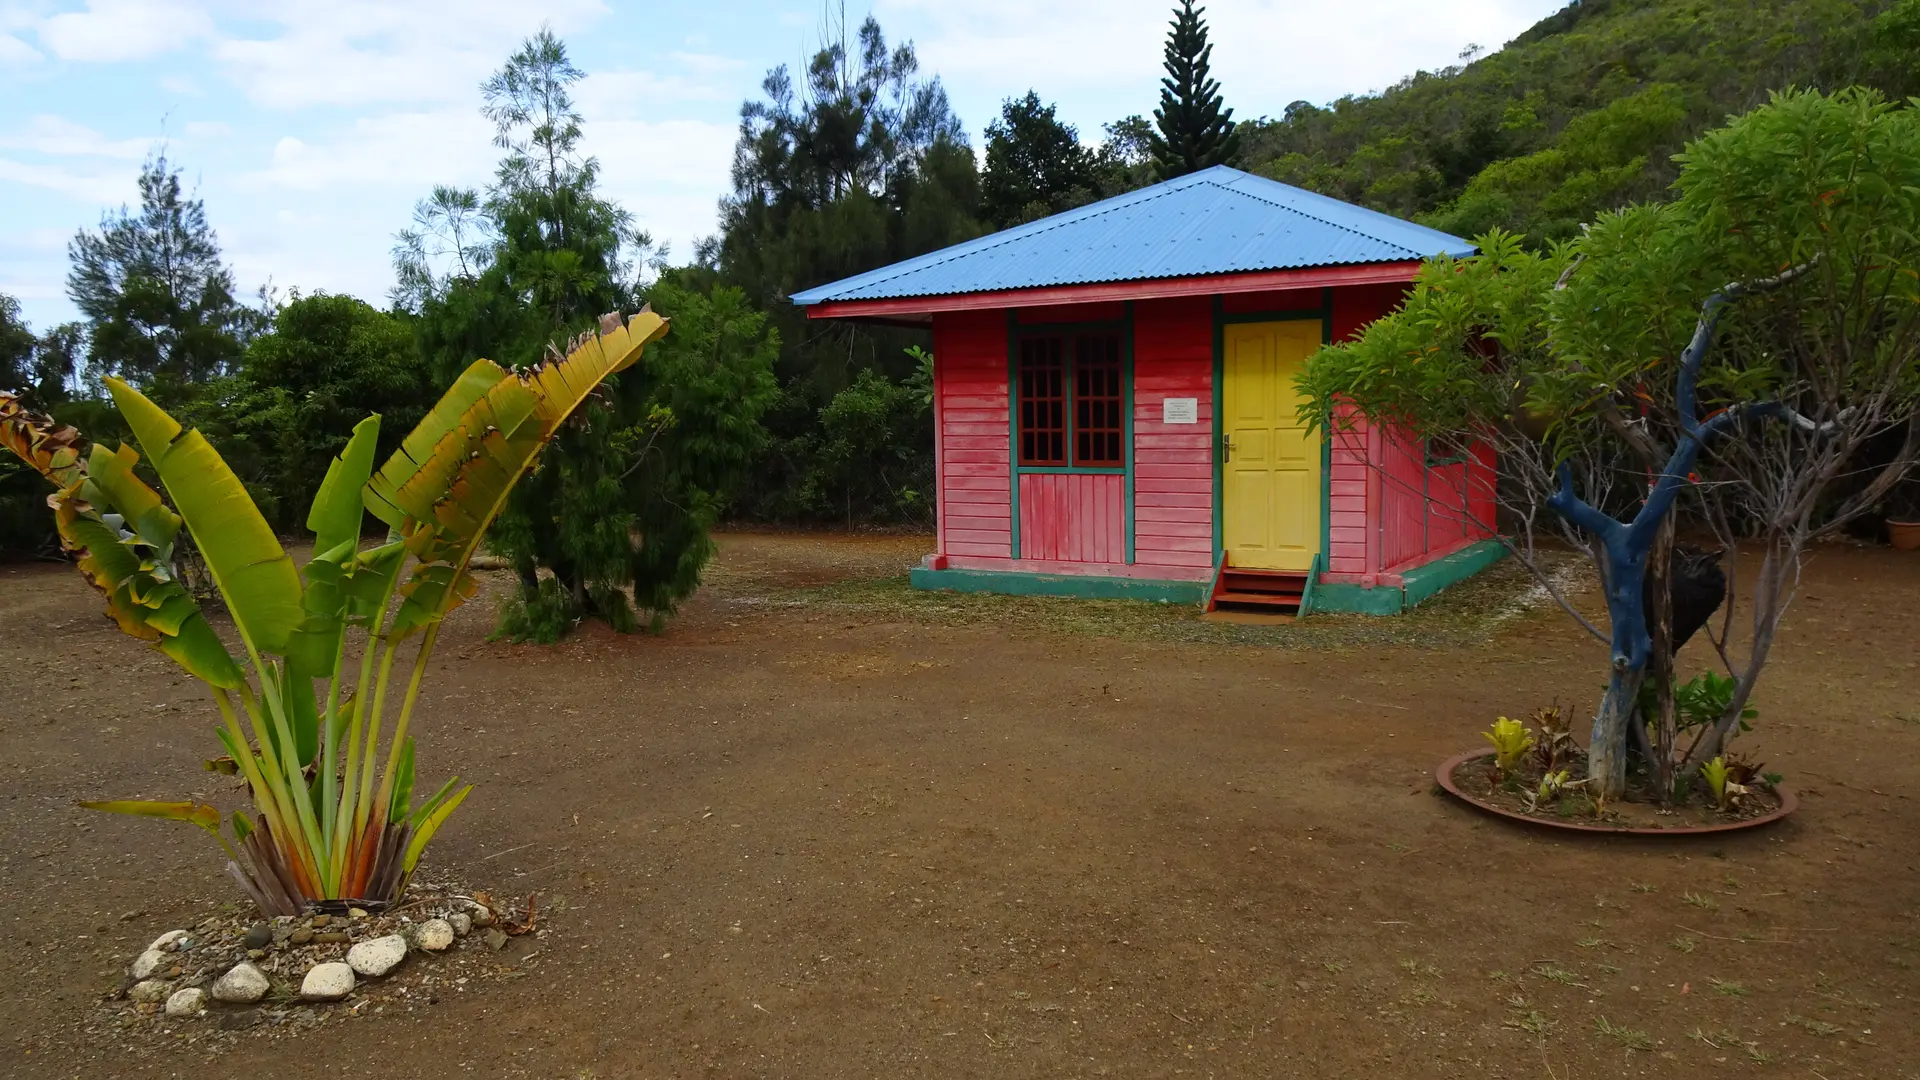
xmin=0 ymin=311 xmax=668 ymax=915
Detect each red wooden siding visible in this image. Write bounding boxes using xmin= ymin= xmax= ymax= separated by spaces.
xmin=1017 ymin=473 xmax=1125 ymax=562
xmin=1327 ymin=405 xmax=1371 ymax=575
xmin=932 ymin=310 xmax=1012 ymax=558
xmin=1130 ymin=296 xmax=1215 ymax=569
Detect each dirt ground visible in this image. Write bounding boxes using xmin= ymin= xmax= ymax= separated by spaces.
xmin=2 ymin=531 xmax=1917 ymax=1079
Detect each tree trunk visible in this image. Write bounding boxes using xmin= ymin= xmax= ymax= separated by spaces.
xmin=1645 ymin=516 xmax=1678 ymax=803
xmin=1589 ymin=664 xmax=1646 ymax=802
xmin=1590 ymin=529 xmax=1653 ymax=803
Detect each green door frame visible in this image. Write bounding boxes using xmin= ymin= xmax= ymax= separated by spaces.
xmin=1209 ymin=289 xmax=1335 ymax=568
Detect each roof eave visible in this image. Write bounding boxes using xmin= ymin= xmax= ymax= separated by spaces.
xmin=798 ymin=261 xmax=1433 ymax=320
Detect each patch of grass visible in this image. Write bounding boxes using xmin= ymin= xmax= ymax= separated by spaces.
xmin=1670 ymin=935 xmax=1698 ymax=953
xmin=1682 ymin=891 xmax=1720 ymax=911
xmin=774 ymin=551 xmax=1581 ymax=650
xmin=1530 ymin=963 xmax=1584 ymax=986
xmin=1593 ymin=1015 xmax=1654 ymax=1051
xmin=1398 ymin=958 xmax=1439 ymax=977
xmin=1576 ymin=936 xmax=1605 ymax=948
xmin=1507 ymin=1009 xmax=1558 ymax=1036
xmin=1708 ymin=977 xmax=1746 ymax=997
xmin=1689 ymin=1028 xmax=1769 ymax=1062
xmin=1785 ymin=1014 xmax=1842 ymax=1036
xmin=1630 ymin=882 xmax=1656 ymax=893
xmin=1322 ymin=960 xmax=1348 ymax=973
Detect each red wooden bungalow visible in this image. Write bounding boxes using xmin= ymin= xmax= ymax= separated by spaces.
xmin=792 ymin=166 xmax=1503 ymax=614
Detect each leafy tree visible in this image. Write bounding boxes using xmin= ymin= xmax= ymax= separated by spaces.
xmin=792 ymin=359 xmax=934 ymax=523
xmin=1302 ymin=89 xmax=1920 ymax=801
xmin=67 ymin=154 xmax=263 ymax=403
xmin=1092 ymin=115 xmax=1158 ymax=197
xmin=1 ymin=295 xmax=83 ymax=556
xmin=1148 ymin=0 xmax=1240 ymax=178
xmin=1424 ymin=84 xmax=1690 ymax=244
xmin=217 ymin=293 xmax=432 ymax=530
xmin=981 ymin=92 xmax=1097 ymax=228
xmin=403 ymin=30 xmax=771 ymax=640
xmin=715 ymin=10 xmax=980 ymax=522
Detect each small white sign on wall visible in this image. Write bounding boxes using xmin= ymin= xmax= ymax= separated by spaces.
xmin=1162 ymin=397 xmax=1199 ymax=425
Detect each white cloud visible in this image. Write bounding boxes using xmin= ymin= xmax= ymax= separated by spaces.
xmin=0 ymin=156 xmax=138 ymax=204
xmin=36 ymin=0 xmax=214 ymax=63
xmin=244 ymin=109 xmax=498 ymax=192
xmin=0 ymin=32 xmax=40 ymax=63
xmin=586 ymin=116 xmax=736 ymax=252
xmin=0 ymin=114 xmax=154 ymax=159
xmin=575 ymin=68 xmax=728 ymax=120
xmin=158 ymin=73 xmax=202 ymax=95
xmin=208 ymin=0 xmax=607 ymax=109
xmin=889 ymin=0 xmax=1565 ymax=119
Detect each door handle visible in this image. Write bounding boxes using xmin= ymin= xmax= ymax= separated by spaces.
xmin=1222 ymin=433 xmax=1233 ymax=462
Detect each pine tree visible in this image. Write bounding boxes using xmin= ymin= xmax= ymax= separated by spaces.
xmin=1148 ymin=0 xmax=1240 ymax=179
xmin=66 ymin=155 xmax=261 ymax=401
xmin=401 ymin=30 xmax=777 ymax=641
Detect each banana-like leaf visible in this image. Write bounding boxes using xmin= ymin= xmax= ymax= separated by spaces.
xmin=386 ymin=737 xmax=415 ymax=823
xmin=85 ymin=443 xmax=180 ymax=553
xmin=401 ymin=783 xmax=471 ymax=873
xmin=364 ymin=360 xmax=512 ymax=529
xmin=309 ymin=415 xmax=381 ymax=560
xmin=0 ymin=391 xmax=85 ymax=488
xmin=381 ymin=311 xmax=670 ymax=636
xmin=406 ymin=775 xmax=462 ymax=829
xmin=232 ymin=810 xmax=254 ymax=843
xmin=0 ymin=401 xmax=243 ymax=686
xmin=80 ymin=799 xmax=222 ymax=831
xmin=108 ymin=377 xmax=304 ymax=658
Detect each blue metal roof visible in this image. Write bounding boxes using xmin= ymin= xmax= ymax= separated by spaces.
xmin=790 ymin=165 xmax=1473 ymax=306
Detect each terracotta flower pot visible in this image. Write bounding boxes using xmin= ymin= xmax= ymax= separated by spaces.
xmin=1890 ymin=519 xmax=1920 ymax=551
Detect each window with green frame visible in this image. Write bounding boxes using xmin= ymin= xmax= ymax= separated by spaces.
xmin=1017 ymin=332 xmax=1123 ymax=468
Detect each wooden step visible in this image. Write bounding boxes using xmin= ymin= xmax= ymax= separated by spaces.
xmin=1214 ymin=589 xmax=1302 ymax=608
xmin=1206 ymin=562 xmax=1312 ymax=615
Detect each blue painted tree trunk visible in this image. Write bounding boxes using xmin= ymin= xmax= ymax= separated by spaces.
xmin=1546 ymin=275 xmax=1798 ymax=800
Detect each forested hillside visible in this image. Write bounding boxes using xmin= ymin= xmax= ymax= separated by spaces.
xmin=1238 ymin=0 xmax=1919 ymax=242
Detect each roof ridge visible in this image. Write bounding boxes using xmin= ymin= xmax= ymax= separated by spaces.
xmin=798 ymin=172 xmax=1216 ymax=299
xmin=1207 ymin=173 xmax=1426 ymax=259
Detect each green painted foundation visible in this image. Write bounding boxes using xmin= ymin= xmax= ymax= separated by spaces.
xmin=910 ymin=567 xmax=1208 ymax=604
xmin=1312 ymin=540 xmax=1509 ymax=615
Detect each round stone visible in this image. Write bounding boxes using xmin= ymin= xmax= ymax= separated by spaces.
xmin=129 ymin=979 xmax=171 ymax=1004
xmin=300 ymin=962 xmax=356 ymax=1001
xmin=447 ymin=912 xmax=472 ymax=938
xmin=346 ymin=933 xmax=408 ymax=977
xmin=211 ymin=961 xmax=271 ymax=1004
xmin=242 ymin=923 xmax=272 ymax=950
xmin=147 ymin=929 xmax=191 ymax=953
xmin=129 ymin=949 xmax=169 ymax=980
xmin=289 ymin=927 xmax=314 ymax=946
xmin=414 ymin=918 xmax=455 ymax=952
xmin=469 ymin=905 xmax=494 ymax=927
xmin=164 ymin=987 xmax=208 ymax=1018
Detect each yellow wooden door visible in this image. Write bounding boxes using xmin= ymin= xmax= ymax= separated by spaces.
xmin=1222 ymin=320 xmax=1323 ymax=571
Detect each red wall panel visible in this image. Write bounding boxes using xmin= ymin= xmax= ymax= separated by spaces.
xmin=1129 ymin=296 xmax=1214 ymax=569
xmin=1018 ymin=473 xmax=1125 ymax=563
xmin=932 ymin=311 xmax=1011 ymax=558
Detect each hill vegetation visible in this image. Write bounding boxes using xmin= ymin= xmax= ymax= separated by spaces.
xmin=1237 ymin=0 xmax=1920 ymax=242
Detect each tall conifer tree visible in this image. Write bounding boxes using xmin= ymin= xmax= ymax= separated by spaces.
xmin=1148 ymin=0 xmax=1240 ymax=178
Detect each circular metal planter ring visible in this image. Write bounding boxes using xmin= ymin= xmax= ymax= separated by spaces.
xmin=1436 ymin=748 xmax=1798 ymax=836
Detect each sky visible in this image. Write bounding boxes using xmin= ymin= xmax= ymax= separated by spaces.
xmin=0 ymin=0 xmax=1570 ymax=330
